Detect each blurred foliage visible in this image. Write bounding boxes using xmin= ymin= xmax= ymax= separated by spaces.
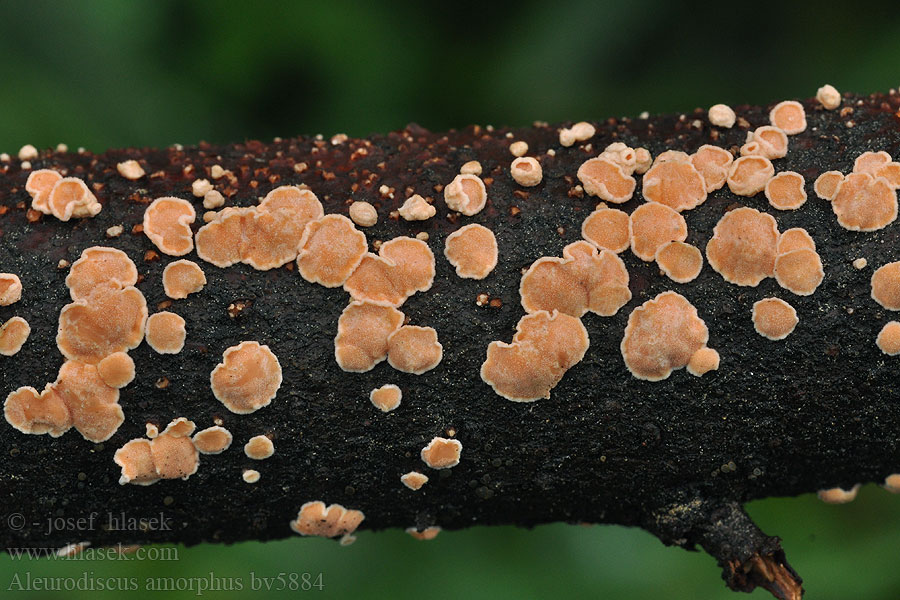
xmin=2 ymin=0 xmax=900 ymax=598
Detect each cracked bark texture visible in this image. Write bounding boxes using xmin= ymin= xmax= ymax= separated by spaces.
xmin=2 ymin=92 xmax=900 ymax=599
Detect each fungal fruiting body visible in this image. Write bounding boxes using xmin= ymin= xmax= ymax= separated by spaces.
xmin=444 ymin=174 xmax=487 ymax=215
xmin=387 ymin=326 xmax=442 ymax=374
xmin=398 ymin=194 xmax=436 ymax=221
xmin=727 ymin=156 xmax=775 ymax=196
xmin=334 ymin=301 xmax=404 ymax=372
xmin=641 ymin=159 xmax=707 ymax=212
xmin=581 ymin=207 xmax=630 ymax=254
xmin=830 ymin=172 xmax=897 ymax=231
xmin=444 ymin=224 xmax=498 ymax=279
xmin=769 ymin=100 xmax=807 ymax=134
xmin=96 ymin=352 xmax=135 ymax=389
xmin=192 ymin=426 xmax=233 ymax=454
xmin=26 ymin=174 xmax=102 ymax=221
xmin=814 ymin=171 xmax=844 ymax=201
xmin=576 ymin=157 xmax=635 ymax=203
xmin=817 ymin=485 xmax=860 ymax=504
xmin=114 ymin=417 xmax=200 ymax=485
xmin=876 ymin=322 xmax=900 ymax=356
xmin=407 ymin=526 xmax=441 ymax=540
xmin=871 ymin=262 xmax=900 ymax=310
xmin=210 ymin=341 xmax=282 ymax=414
xmin=510 ymin=157 xmax=543 ymax=187
xmin=370 ymin=384 xmax=402 ymax=412
xmin=296 ymin=214 xmax=368 ymax=287
xmin=420 ymin=437 xmax=462 ymax=469
xmin=629 ymin=202 xmax=687 ymax=262
xmin=143 ymin=197 xmax=196 ymax=256
xmin=559 ymin=121 xmax=595 ymax=147
xmin=481 ymin=310 xmax=589 ymax=401
xmin=752 ymin=298 xmax=798 ymax=341
xmin=145 ymin=312 xmax=187 ymax=354
xmin=162 ymin=260 xmax=207 ymax=299
xmin=0 ymin=273 xmax=22 ymax=306
xmin=706 ymin=207 xmax=779 ymax=287
xmin=708 ymin=104 xmax=736 ymax=128
xmin=343 ymin=237 xmax=435 ymax=307
xmin=655 ymin=241 xmax=703 ymax=284
xmin=0 ymin=317 xmax=30 ymax=356
xmin=244 ymin=435 xmax=275 ymax=460
xmin=349 ymin=201 xmax=378 ymax=227
xmin=765 ymin=172 xmax=807 ymax=210
xmin=690 ymin=145 xmax=733 ymax=193
xmin=816 ymin=84 xmax=841 ymax=110
xmin=401 ymin=471 xmax=428 ymax=490
xmin=290 ymin=502 xmax=365 ymax=539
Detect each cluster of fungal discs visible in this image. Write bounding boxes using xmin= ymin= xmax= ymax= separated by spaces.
xmin=0 ymin=273 xmax=29 ymax=356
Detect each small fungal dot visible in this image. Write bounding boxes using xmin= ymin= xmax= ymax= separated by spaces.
xmin=18 ymin=144 xmax=38 ymax=161
xmin=752 ymin=298 xmax=798 ymax=340
xmin=629 ymin=202 xmax=687 ymax=262
xmin=853 ymin=258 xmax=868 ymax=270
xmin=509 ymin=140 xmax=528 ymax=157
xmin=444 ymin=224 xmax=498 ymax=279
xmin=559 ymin=121 xmax=595 ymax=146
xmin=400 ymin=471 xmax=429 ymax=490
xmin=876 ymin=321 xmax=900 ymax=356
xmin=146 ymin=423 xmax=159 ymax=438
xmin=655 ymin=241 xmax=703 ymax=283
xmin=349 ymin=201 xmax=378 ymax=227
xmin=816 ymin=84 xmax=841 ymax=110
xmin=0 ymin=273 xmax=23 ymax=306
xmin=244 ymin=435 xmax=274 ymax=460
xmin=113 ymin=439 xmax=159 ymax=486
xmin=421 ymin=436 xmax=462 ymax=469
xmin=765 ymin=172 xmax=807 ymax=211
xmin=242 ymin=470 xmax=260 ymax=483
xmin=817 ymin=485 xmax=859 ymax=504
xmin=444 ymin=174 xmax=488 ymax=216
xmin=727 ymin=156 xmax=775 ymax=196
xmin=871 ymin=262 xmax=900 ymax=310
xmin=192 ymin=426 xmax=233 ymax=454
xmin=581 ymin=207 xmax=630 ymax=254
xmin=814 ymin=171 xmax=844 ymax=201
xmin=398 ymin=194 xmax=436 ymax=221
xmin=708 ymin=104 xmax=736 ymax=128
xmin=387 ymin=326 xmax=443 ymax=375
xmin=191 ymin=178 xmax=214 ymax=197
xmin=460 ymin=160 xmax=482 ymax=175
xmin=145 ymin=311 xmax=187 ymax=354
xmin=510 ymin=157 xmax=543 ymax=187
xmin=290 ymin=502 xmax=365 ymax=539
xmin=210 ymin=341 xmax=282 ymax=414
xmin=143 ymin=197 xmax=196 ymax=256
xmin=687 ymin=347 xmax=719 ymax=377
xmin=116 ymin=160 xmax=145 ymax=180
xmin=96 ymin=352 xmax=135 ymax=389
xmin=769 ymin=100 xmax=807 ymax=134
xmin=370 ymin=384 xmax=402 ymax=412
xmin=576 ymin=157 xmax=636 ymax=203
xmin=162 ymin=259 xmax=207 ymax=299
xmin=407 ymin=526 xmax=441 ymax=540
xmin=202 ymin=190 xmax=225 ymax=210
xmin=0 ymin=317 xmax=30 ymax=356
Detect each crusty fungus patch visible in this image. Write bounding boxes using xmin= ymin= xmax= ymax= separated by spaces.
xmin=25 ymin=169 xmax=62 ymax=214
xmin=817 ymin=485 xmax=859 ymax=504
xmin=296 ymin=215 xmax=368 ymax=287
xmin=520 ymin=241 xmax=630 ymax=317
xmin=370 ymin=384 xmax=402 ymax=412
xmin=765 ymin=172 xmax=807 ymax=210
xmin=57 ymin=284 xmax=147 ymax=364
xmin=344 ymin=237 xmax=435 ymax=307
xmin=769 ymin=100 xmax=807 ymax=134
xmin=742 ymin=127 xmax=788 ymax=160
xmin=45 ymin=177 xmax=102 ymax=221
xmin=143 ymin=197 xmax=196 ymax=256
xmin=115 ymin=418 xmax=201 ymax=485
xmin=871 ymin=262 xmax=900 ymax=310
xmin=113 ymin=439 xmax=159 ymax=486
xmin=814 ymin=171 xmax=844 ymax=201
xmin=581 ymin=207 xmax=630 ymax=254
xmin=0 ymin=273 xmax=22 ymax=306
xmin=876 ymin=321 xmax=900 ymax=356
xmin=559 ymin=121 xmax=595 ymax=146
xmin=116 ymin=160 xmax=145 ymax=180
xmin=290 ymin=502 xmax=365 ymax=539
xmin=686 ymin=347 xmax=719 ymax=377
xmin=192 ymin=426 xmax=233 ymax=454
xmin=162 ymin=260 xmax=207 ymax=299
xmin=777 ymin=228 xmax=816 ymax=255
xmin=243 ymin=470 xmax=261 ymax=483
xmin=655 ymin=241 xmax=703 ymax=283
xmin=752 ymin=298 xmax=798 ymax=340
xmin=708 ymin=104 xmax=736 ymax=128
xmin=387 ymin=326 xmax=443 ymax=374
xmin=727 ymin=156 xmax=775 ymax=196
xmin=96 ymin=352 xmax=135 ymax=389
xmin=690 ymin=145 xmax=733 ymax=193
xmin=706 ymin=207 xmax=779 ymax=287
xmin=145 ymin=312 xmax=187 ymax=354
xmin=831 ymin=172 xmax=897 ymax=231
xmin=65 ymin=247 xmax=138 ymax=301
xmin=629 ymin=202 xmax=687 ymax=262
xmin=816 ymin=84 xmax=841 ymax=110
xmin=244 ymin=435 xmax=274 ymax=460
xmin=620 ymin=291 xmax=711 ymax=381
xmin=210 ymin=341 xmax=282 ymax=414
xmin=774 ymin=249 xmax=824 ymax=296
xmin=334 ymin=301 xmax=404 ymax=372
xmin=407 ymin=527 xmax=441 ymax=541
xmin=641 ymin=159 xmax=707 ymax=212
xmin=481 ymin=310 xmax=589 ymax=401
xmin=349 ymin=201 xmax=378 ymax=227
xmin=400 ymin=471 xmax=428 ymax=490
xmin=444 ymin=174 xmax=488 ymax=216
xmin=576 ymin=157 xmax=635 ymax=203
xmin=510 ymin=157 xmax=543 ymax=187
xmin=4 ymin=386 xmax=71 ymax=437
xmin=0 ymin=317 xmax=29 ymax=356
xmin=421 ymin=436 xmax=462 ymax=469
xmin=398 ymin=194 xmax=436 ymax=221
xmin=444 ymin=224 xmax=498 ymax=279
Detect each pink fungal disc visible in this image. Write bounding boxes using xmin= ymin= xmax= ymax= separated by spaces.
xmin=876 ymin=163 xmax=900 ymax=189
xmin=581 ymin=207 xmax=630 ymax=254
xmin=774 ymin=249 xmax=824 ymax=296
xmin=398 ymin=194 xmax=436 ymax=221
xmin=145 ymin=311 xmax=187 ymax=354
xmin=655 ymin=241 xmax=703 ymax=283
xmin=162 ymin=260 xmax=207 ymax=299
xmin=871 ymin=262 xmax=900 ymax=310
xmin=244 ymin=435 xmax=274 ymax=460
xmin=47 ymin=177 xmax=102 ymax=221
xmin=387 ymin=326 xmax=442 ymax=374
xmin=420 ymin=437 xmax=462 ymax=469
xmin=66 ymin=247 xmax=138 ymax=301
xmin=57 ymin=286 xmax=148 ymax=364
xmin=401 ymin=471 xmax=429 ymax=490
xmin=777 ymin=228 xmax=816 ymax=255
xmin=752 ymin=298 xmax=798 ymax=340
xmin=143 ymin=197 xmax=196 ymax=256
xmin=641 ymin=159 xmax=707 ymax=212
xmin=817 ymin=486 xmax=860 ymax=504
xmin=149 ymin=430 xmax=200 ymax=480
xmin=576 ymin=157 xmax=636 ymax=203
xmin=192 ymin=426 xmax=233 ymax=454
xmin=0 ymin=317 xmax=31 ymax=356
xmin=444 ymin=174 xmax=488 ymax=215
xmin=687 ymin=347 xmax=719 ymax=377
xmin=747 ymin=127 xmax=789 ymax=160
xmin=194 ymin=207 xmax=249 ymax=268
xmin=407 ymin=526 xmax=442 ymax=541
xmin=96 ymin=352 xmax=135 ymax=389
xmin=853 ymin=151 xmax=892 ymax=175
xmin=296 ymin=215 xmax=368 ymax=287
xmin=706 ymin=207 xmax=779 ymax=287
xmin=620 ymin=291 xmax=710 ymax=381
xmin=769 ymin=100 xmax=807 ymax=134
xmin=444 ymin=224 xmax=498 ymax=279
xmin=113 ymin=439 xmax=160 ymax=486
xmin=480 ymin=310 xmax=589 ymax=401
xmin=629 ymin=202 xmax=687 ymax=262
xmin=50 ymin=360 xmax=124 ymax=442
xmin=0 ymin=273 xmax=22 ymax=306
xmin=370 ymin=384 xmax=402 ymax=412
xmin=344 ymin=237 xmax=435 ymax=307
xmin=876 ymin=320 xmax=900 ymax=356
xmin=510 ymin=157 xmax=543 ymax=187
xmin=334 ymin=301 xmax=404 ymax=372
xmin=814 ymin=171 xmax=844 ymax=201
xmin=831 ymin=172 xmax=897 ymax=231
xmin=727 ymin=156 xmax=775 ymax=196
xmin=290 ymin=501 xmax=365 ymax=539
xmin=4 ymin=386 xmax=72 ymax=437
xmin=765 ymin=172 xmax=807 ymax=210
xmin=690 ymin=145 xmax=734 ymax=193
xmin=162 ymin=417 xmax=196 ymax=438
xmin=210 ymin=341 xmax=282 ymax=414
xmin=25 ymin=169 xmax=62 ymax=213
xmin=653 ymin=150 xmax=691 ymax=165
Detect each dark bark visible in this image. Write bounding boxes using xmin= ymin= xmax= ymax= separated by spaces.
xmin=2 ymin=91 xmax=900 ymax=598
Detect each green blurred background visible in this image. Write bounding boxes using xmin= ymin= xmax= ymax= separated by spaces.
xmin=2 ymin=1 xmax=900 ymax=598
